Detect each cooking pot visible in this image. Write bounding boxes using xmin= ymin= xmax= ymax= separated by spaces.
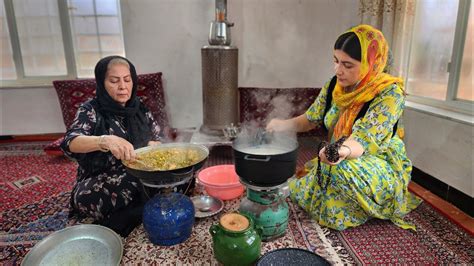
xmin=123 ymin=143 xmax=209 ymax=186
xmin=233 ymin=131 xmax=298 ymax=187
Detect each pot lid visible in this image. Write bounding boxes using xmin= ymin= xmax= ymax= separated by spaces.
xmin=220 ymin=213 xmax=249 ymax=232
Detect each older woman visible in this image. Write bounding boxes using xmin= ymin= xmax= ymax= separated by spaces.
xmin=61 ymin=56 xmax=162 ymax=236
xmin=266 ymin=25 xmax=422 ymax=230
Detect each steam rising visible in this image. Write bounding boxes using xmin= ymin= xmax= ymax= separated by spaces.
xmin=234 ymin=126 xmax=297 ymax=154
xmin=235 ymin=90 xmax=301 ymax=151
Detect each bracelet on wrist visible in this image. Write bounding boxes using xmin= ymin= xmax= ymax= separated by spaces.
xmin=98 ymin=135 xmax=109 ymax=152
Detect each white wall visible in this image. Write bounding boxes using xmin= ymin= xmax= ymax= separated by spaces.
xmin=404 ymin=108 xmax=473 ymax=197
xmin=119 ymin=0 xmax=213 ymax=129
xmin=120 ymin=0 xmax=359 ymax=128
xmin=232 ymin=0 xmax=358 ymax=88
xmin=0 ymin=87 xmax=66 ymax=135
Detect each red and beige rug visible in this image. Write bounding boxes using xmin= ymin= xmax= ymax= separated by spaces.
xmin=1 ymin=141 xmax=473 ymax=264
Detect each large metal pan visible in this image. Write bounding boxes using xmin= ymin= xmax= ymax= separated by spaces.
xmin=122 ymin=143 xmax=209 ymax=186
xmin=22 ymin=224 xmax=123 ymax=266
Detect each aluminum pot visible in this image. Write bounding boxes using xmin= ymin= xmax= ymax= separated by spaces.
xmin=122 ymin=143 xmax=209 ymax=186
xmin=232 ymin=132 xmax=298 ymax=187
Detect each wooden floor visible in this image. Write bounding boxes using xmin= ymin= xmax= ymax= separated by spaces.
xmin=409 ymin=182 xmax=473 ymax=235
xmin=0 ymin=133 xmax=64 ymax=143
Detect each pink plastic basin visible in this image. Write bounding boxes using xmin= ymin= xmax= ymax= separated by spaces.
xmin=198 ymin=165 xmax=244 ymax=200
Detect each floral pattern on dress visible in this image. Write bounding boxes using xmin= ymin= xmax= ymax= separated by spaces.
xmin=292 ymin=80 xmax=422 ymax=230
xmin=61 ymin=100 xmax=161 ymax=220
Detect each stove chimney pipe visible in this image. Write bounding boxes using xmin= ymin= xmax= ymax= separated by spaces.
xmin=200 ymin=0 xmax=238 ymax=136
xmin=209 ymin=0 xmax=234 ymax=46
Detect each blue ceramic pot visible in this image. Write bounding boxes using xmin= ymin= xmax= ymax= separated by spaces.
xmin=143 ymin=192 xmax=195 ymax=246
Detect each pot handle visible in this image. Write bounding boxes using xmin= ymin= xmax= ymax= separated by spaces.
xmin=255 ymin=224 xmax=264 ymax=237
xmin=243 ymin=155 xmax=271 ymax=162
xmin=209 ymin=224 xmax=220 ymax=236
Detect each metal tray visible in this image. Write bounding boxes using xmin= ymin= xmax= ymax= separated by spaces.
xmin=22 ymin=224 xmax=123 ymax=266
xmin=191 ymin=195 xmax=224 ymax=218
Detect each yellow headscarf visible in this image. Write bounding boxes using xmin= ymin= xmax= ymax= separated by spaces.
xmin=332 ymin=24 xmax=404 ymax=140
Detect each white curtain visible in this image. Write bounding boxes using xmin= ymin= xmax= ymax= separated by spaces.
xmin=359 ymin=0 xmax=416 ymax=78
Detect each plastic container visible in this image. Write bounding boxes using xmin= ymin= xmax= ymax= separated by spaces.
xmin=198 ymin=165 xmax=244 ymax=200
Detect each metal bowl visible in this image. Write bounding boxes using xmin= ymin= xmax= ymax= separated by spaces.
xmin=191 ymin=195 xmax=224 ymax=218
xmin=21 ymin=224 xmax=123 ymax=266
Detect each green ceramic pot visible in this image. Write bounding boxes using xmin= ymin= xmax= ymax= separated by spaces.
xmin=210 ymin=213 xmax=262 ymax=265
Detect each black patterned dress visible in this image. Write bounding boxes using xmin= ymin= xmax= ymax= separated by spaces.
xmin=61 ymin=99 xmax=162 ymax=221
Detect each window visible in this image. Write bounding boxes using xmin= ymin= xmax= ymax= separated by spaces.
xmin=68 ymin=0 xmax=125 ymax=77
xmin=0 ymin=0 xmax=125 ymax=87
xmin=457 ymin=1 xmax=473 ymax=101
xmin=0 ymin=1 xmax=16 ymax=80
xmin=406 ymin=0 xmax=472 ymax=114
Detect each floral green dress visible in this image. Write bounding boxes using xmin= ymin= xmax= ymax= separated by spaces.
xmin=289 ymin=80 xmax=422 ymax=230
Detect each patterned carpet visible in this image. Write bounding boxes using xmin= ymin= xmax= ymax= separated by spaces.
xmin=1 ymin=141 xmax=473 ymax=265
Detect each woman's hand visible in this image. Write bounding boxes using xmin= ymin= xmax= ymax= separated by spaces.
xmin=318 ymin=145 xmax=351 ymax=166
xmin=266 ymin=114 xmax=315 ymax=133
xmin=102 ymin=135 xmax=136 ymax=161
xmin=266 ymin=119 xmax=291 ymax=132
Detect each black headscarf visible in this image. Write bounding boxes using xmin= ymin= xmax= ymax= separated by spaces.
xmin=94 ymin=55 xmax=151 ymax=148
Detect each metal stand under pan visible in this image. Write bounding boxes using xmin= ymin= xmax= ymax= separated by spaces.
xmin=238 ymin=177 xmax=291 ymax=241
